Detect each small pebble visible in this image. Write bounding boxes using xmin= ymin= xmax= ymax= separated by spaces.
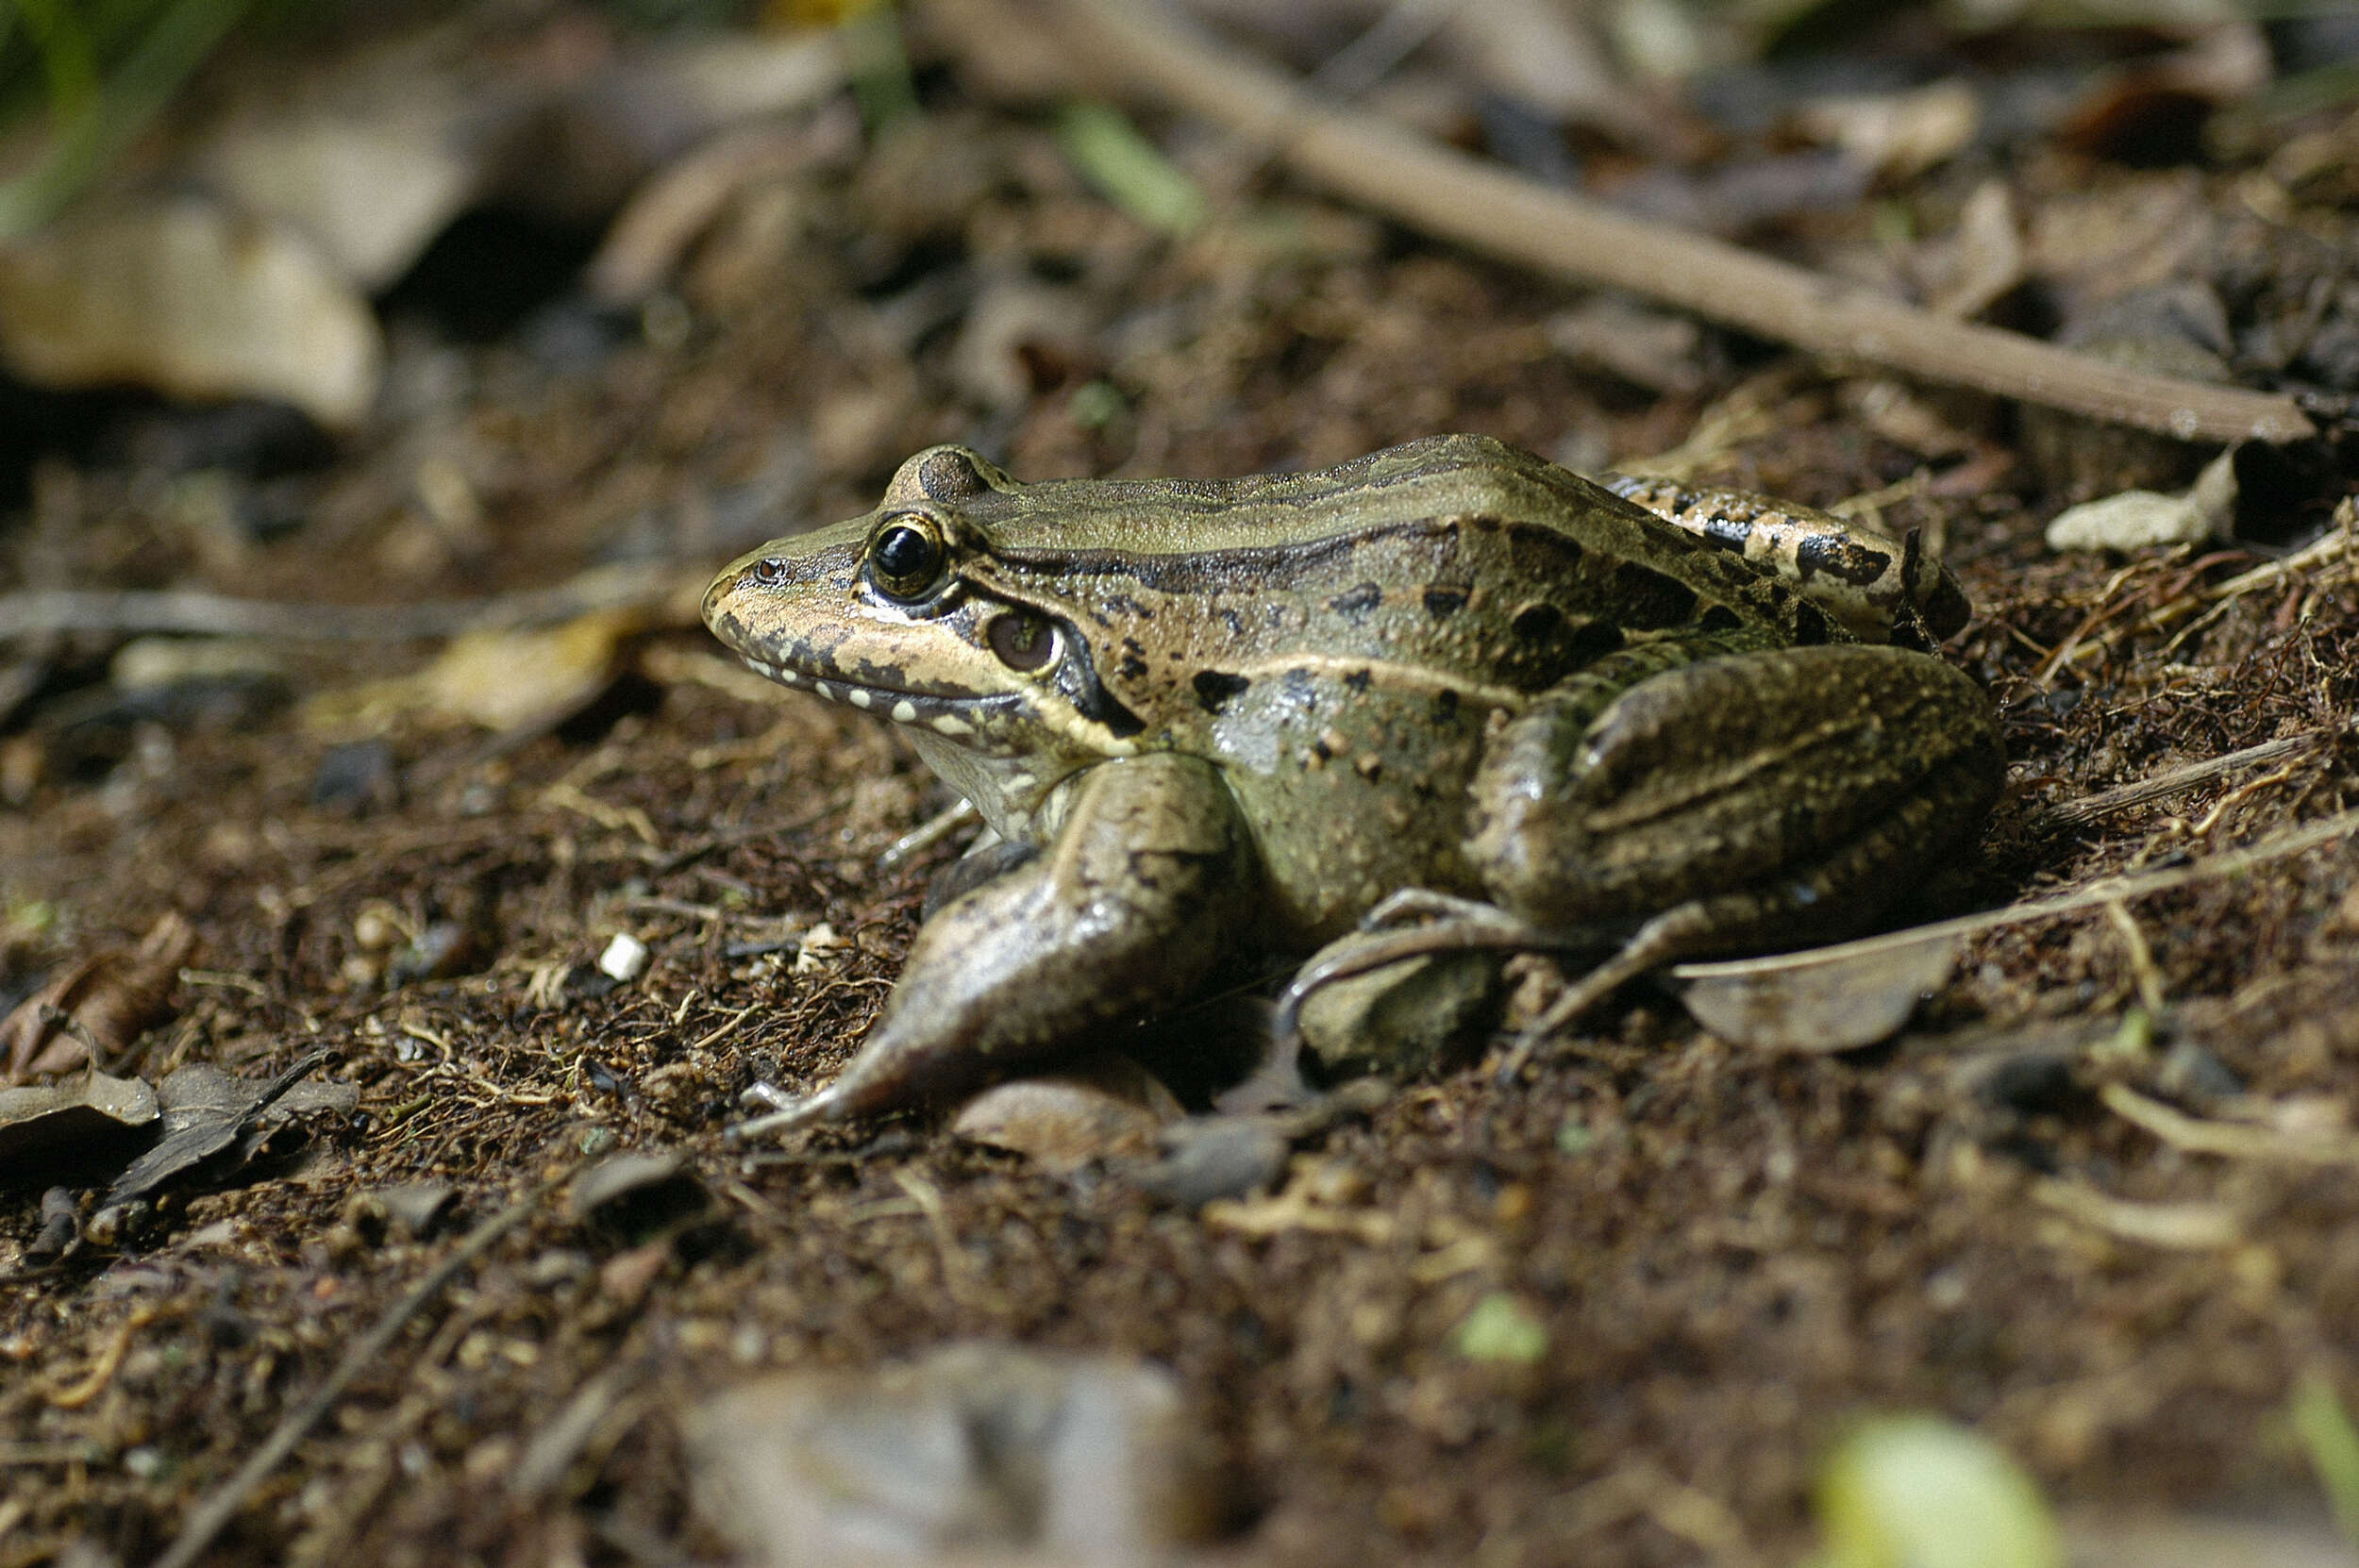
xmin=685 ymin=1343 xmax=1221 ymax=1564
xmin=598 ymin=933 xmax=651 ymax=982
xmin=1129 ymin=1115 xmax=1290 ymax=1207
xmin=2044 ymin=489 xmax=2210 ymax=553
xmin=1815 ymin=1414 xmax=2060 ymax=1568
xmin=952 ymin=1058 xmax=1180 ymax=1174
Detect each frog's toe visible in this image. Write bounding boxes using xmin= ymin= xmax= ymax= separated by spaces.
xmin=723 ymin=1079 xmax=862 ymax=1143
xmin=1277 ymin=913 xmax=1564 ymax=1055
xmin=1358 ymin=888 xmax=1523 ymax=933
xmin=1492 ymin=947 xmax=1661 ymax=1085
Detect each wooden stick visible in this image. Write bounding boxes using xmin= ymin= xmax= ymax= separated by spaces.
xmin=2040 ymin=730 xmax=2329 ymax=828
xmin=0 ymin=562 xmax=700 ymax=642
xmin=1049 ymin=0 xmax=2317 ymax=445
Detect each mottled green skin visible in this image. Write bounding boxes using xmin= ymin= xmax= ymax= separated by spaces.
xmin=703 ymin=435 xmax=2002 ymax=1126
xmin=710 ymin=436 xmax=1862 ymax=942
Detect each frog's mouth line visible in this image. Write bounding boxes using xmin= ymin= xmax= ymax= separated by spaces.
xmin=736 ymin=653 xmax=1020 ymax=740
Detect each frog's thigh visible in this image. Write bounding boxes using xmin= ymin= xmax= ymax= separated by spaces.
xmin=801 ymin=752 xmax=1257 ymax=1120
xmin=1469 ymin=644 xmax=2001 ymax=937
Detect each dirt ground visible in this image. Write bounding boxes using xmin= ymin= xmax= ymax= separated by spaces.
xmin=7 ymin=8 xmax=2359 ymax=1565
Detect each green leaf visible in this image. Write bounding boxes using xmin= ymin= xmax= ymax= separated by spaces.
xmin=16 ymin=0 xmax=100 ymax=121
xmin=1452 ymin=1293 xmax=1548 ymax=1364
xmin=0 ymin=0 xmax=257 ymax=239
xmin=1057 ymin=101 xmax=1207 ymax=238
xmin=2292 ymin=1371 xmax=2359 ymax=1549
xmin=1815 ymin=1415 xmax=2060 ymax=1568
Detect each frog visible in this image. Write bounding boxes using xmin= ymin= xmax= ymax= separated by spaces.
xmin=702 ymin=434 xmax=2002 ymax=1135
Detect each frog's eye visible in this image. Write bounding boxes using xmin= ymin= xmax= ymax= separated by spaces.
xmin=987 ymin=610 xmax=1056 ymax=672
xmin=748 ymin=557 xmax=791 ymax=587
xmin=868 ymin=513 xmax=945 ymax=599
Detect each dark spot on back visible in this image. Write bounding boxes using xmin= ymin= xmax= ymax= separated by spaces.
xmin=1510 ymin=602 xmax=1564 ymax=642
xmin=1792 ymin=600 xmax=1830 ymax=645
xmin=1193 ymin=670 xmax=1251 ymax=713
xmin=1564 ymin=619 xmax=1624 ymax=663
xmin=1432 ymin=688 xmax=1460 ymax=724
xmin=1696 ymin=515 xmax=1752 ymax=552
xmin=918 ymin=448 xmax=991 ymax=503
xmin=1610 ymin=560 xmax=1700 ymax=630
xmin=1327 ymin=582 xmax=1383 ymax=619
xmin=1698 ymin=604 xmax=1742 ymax=632
xmin=1508 ymin=610 xmax=1623 ymax=691
xmin=1796 ymin=533 xmax=1890 ymax=587
xmin=1423 ymin=586 xmax=1470 ymax=620
xmin=1902 ymin=528 xmax=1971 ymax=639
xmin=1344 ymin=667 xmax=1371 ymax=692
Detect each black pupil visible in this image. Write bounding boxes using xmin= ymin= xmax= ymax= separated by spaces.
xmin=875 ymin=525 xmax=935 ymax=586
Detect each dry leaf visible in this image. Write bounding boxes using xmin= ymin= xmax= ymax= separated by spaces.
xmin=950 ymin=1055 xmax=1182 ymax=1173
xmin=0 ymin=1071 xmax=159 ymax=1174
xmin=3 ymin=913 xmax=196 ymax=1081
xmin=0 ymin=198 xmax=380 ymax=429
xmin=1668 ymin=924 xmax=1963 ymax=1054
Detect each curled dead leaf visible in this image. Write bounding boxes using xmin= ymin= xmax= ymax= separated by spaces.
xmin=1667 ymin=923 xmax=1964 ymax=1054
xmin=0 ymin=198 xmax=381 ymax=428
xmin=3 ymin=913 xmax=196 ymax=1082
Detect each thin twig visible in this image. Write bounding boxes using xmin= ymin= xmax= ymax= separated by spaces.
xmin=2200 ymin=499 xmax=2359 ymax=605
xmin=1048 ymin=0 xmax=2317 ymax=444
xmin=0 ymin=562 xmax=700 ymax=642
xmin=34 ymin=1004 xmax=107 ymax=1074
xmin=2029 ymin=1177 xmax=2244 ymax=1250
xmin=2100 ymin=899 xmax=2167 ymax=1017
xmin=2041 ymin=731 xmax=2330 ymax=828
xmin=2100 ymin=1082 xmax=2359 ymax=1167
xmin=152 ymin=1161 xmax=579 ymax=1568
xmin=1673 ymin=802 xmax=2359 ymax=985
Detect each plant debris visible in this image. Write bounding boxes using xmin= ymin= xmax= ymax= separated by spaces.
xmin=98 ymin=1051 xmax=344 ymax=1213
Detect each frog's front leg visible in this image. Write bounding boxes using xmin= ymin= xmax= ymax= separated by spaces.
xmin=1467 ymin=639 xmax=2003 ymax=1033
xmin=734 ymin=752 xmax=1257 ymax=1139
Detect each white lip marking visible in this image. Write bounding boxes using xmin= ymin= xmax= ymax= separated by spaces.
xmin=930 ymin=713 xmax=973 ymax=737
xmin=891 ymin=700 xmax=918 ymax=724
xmin=847 ymin=689 xmax=871 ymax=709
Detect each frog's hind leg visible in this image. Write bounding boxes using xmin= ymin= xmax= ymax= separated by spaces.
xmin=1468 ymin=642 xmax=2003 ymax=1066
xmin=1493 ymin=746 xmax=1998 ymax=1076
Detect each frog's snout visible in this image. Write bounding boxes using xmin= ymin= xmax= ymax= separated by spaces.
xmin=699 ymin=567 xmax=734 ymax=630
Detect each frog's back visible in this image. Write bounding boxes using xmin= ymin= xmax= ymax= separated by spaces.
xmin=963 ymin=435 xmax=1845 ymax=729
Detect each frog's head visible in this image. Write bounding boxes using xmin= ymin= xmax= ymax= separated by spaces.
xmin=704 ymin=445 xmax=1147 ymax=780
